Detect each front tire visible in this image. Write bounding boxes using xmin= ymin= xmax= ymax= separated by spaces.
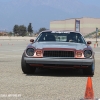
xmin=83 ymin=63 xmax=95 ymax=76
xmin=21 ymin=53 xmax=36 ymax=74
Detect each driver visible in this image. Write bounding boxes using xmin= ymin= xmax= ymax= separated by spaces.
xmin=67 ymin=33 xmax=76 ymax=42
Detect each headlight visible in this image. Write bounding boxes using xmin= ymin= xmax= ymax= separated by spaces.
xmin=26 ymin=48 xmax=34 ymax=56
xmin=84 ymin=50 xmax=92 ymax=58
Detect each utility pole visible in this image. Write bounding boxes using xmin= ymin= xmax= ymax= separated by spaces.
xmin=96 ymin=27 xmax=98 ymax=47
xmin=96 ymin=27 xmax=98 ymax=43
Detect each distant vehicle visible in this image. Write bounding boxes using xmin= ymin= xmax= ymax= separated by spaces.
xmin=21 ymin=30 xmax=95 ymax=75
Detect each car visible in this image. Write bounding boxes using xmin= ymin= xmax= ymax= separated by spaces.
xmin=21 ymin=30 xmax=95 ymax=75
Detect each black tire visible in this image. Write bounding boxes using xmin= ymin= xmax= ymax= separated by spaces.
xmin=21 ymin=53 xmax=36 ymax=74
xmin=83 ymin=64 xmax=94 ymax=76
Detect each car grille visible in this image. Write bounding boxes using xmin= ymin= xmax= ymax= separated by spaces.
xmin=43 ymin=51 xmax=74 ymax=57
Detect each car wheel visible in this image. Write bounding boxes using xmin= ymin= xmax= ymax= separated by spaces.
xmin=83 ymin=63 xmax=95 ymax=76
xmin=21 ymin=53 xmax=36 ymax=74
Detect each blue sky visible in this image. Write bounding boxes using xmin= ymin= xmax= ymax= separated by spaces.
xmin=78 ymin=0 xmax=100 ymax=6
xmin=0 ymin=0 xmax=100 ymax=32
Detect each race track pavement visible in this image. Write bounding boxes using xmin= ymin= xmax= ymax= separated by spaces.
xmin=0 ymin=40 xmax=100 ymax=100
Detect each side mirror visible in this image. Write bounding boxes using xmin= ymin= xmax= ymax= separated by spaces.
xmin=30 ymin=39 xmax=34 ymax=43
xmin=87 ymin=41 xmax=91 ymax=44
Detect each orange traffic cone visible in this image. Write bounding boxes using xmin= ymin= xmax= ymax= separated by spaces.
xmin=84 ymin=77 xmax=94 ymax=99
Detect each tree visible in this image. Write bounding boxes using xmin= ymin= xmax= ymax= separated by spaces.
xmin=28 ymin=23 xmax=33 ymax=35
xmin=13 ymin=25 xmax=19 ymax=36
xmin=38 ymin=27 xmax=47 ymax=33
xmin=19 ymin=25 xmax=27 ymax=36
xmin=13 ymin=25 xmax=27 ymax=36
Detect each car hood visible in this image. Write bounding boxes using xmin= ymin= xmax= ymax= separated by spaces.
xmin=31 ymin=42 xmax=89 ymax=50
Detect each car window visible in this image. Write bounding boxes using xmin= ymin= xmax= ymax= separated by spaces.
xmin=37 ymin=32 xmax=86 ymax=44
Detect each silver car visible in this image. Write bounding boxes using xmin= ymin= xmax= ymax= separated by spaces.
xmin=21 ymin=30 xmax=95 ymax=75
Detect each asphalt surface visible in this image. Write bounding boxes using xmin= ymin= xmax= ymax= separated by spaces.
xmin=0 ymin=40 xmax=100 ymax=100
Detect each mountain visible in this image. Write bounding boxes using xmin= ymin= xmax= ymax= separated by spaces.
xmin=0 ymin=0 xmax=100 ymax=32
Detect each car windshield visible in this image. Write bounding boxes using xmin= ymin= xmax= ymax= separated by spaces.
xmin=36 ymin=32 xmax=86 ymax=44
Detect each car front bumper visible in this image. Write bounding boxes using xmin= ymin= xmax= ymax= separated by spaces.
xmin=24 ymin=57 xmax=94 ymax=65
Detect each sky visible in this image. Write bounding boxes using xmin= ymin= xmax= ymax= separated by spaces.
xmin=80 ymin=0 xmax=100 ymax=5
xmin=0 ymin=0 xmax=100 ymax=32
